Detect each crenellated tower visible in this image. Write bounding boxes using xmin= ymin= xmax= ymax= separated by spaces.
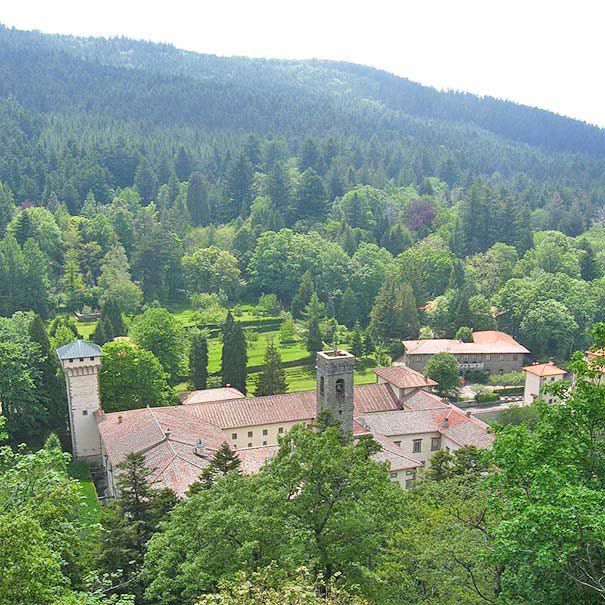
xmin=57 ymin=339 xmax=103 ymax=464
xmin=316 ymin=348 xmax=355 ymax=434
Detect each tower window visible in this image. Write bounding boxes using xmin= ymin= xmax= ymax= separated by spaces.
xmin=319 ymin=376 xmax=324 ymax=395
xmin=335 ymin=378 xmax=345 ymax=397
xmin=79 ymin=358 xmax=84 ymax=362
xmin=82 ymin=410 xmax=88 ymax=416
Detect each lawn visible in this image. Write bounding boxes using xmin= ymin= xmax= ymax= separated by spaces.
xmin=68 ymin=461 xmax=101 ymax=525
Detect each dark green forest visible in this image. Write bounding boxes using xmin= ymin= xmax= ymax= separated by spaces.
xmin=3 ymin=23 xmax=605 ymax=605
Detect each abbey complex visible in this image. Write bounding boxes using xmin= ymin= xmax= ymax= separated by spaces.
xmin=58 ymin=340 xmax=495 ymax=496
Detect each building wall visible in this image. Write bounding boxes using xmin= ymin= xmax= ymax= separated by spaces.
xmin=383 ymin=430 xmax=444 ymax=466
xmin=225 ymin=419 xmax=313 ymax=450
xmin=524 ymin=373 xmax=564 ymax=405
xmin=61 ymin=357 xmax=103 ymax=464
xmin=404 ymin=352 xmax=525 ymax=376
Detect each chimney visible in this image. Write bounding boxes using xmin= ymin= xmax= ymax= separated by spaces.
xmin=466 ymin=410 xmax=472 ymax=418
xmin=441 ymin=417 xmax=449 ymax=429
xmin=117 ymin=415 xmax=123 ymax=424
xmin=164 ymin=428 xmax=171 ymax=440
xmin=193 ymin=439 xmax=206 ymax=458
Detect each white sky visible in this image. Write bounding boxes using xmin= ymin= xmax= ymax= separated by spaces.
xmin=3 ymin=0 xmax=605 ymax=126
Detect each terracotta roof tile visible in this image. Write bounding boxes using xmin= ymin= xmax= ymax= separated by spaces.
xmin=403 ymin=330 xmax=529 ymax=356
xmin=523 ymin=362 xmax=566 ymax=377
xmin=182 ymin=387 xmax=246 ymax=405
xmin=373 ymin=365 xmax=437 ymax=389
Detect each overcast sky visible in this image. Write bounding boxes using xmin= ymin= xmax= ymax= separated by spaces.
xmin=3 ymin=0 xmax=604 ymax=126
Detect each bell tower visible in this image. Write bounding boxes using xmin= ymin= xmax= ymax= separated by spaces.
xmin=316 ymin=349 xmax=355 ymax=433
xmin=57 ymin=339 xmax=103 ymax=464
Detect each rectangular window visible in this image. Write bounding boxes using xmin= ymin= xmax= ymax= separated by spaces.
xmin=262 ymin=429 xmax=268 ymax=436
xmin=406 ymin=470 xmax=416 ymax=477
xmin=394 ymin=440 xmax=401 ymax=447
xmin=431 ymin=437 xmax=441 ymax=451
xmin=248 ymin=431 xmax=253 ymax=438
xmin=278 ymin=427 xmax=284 ymax=434
xmin=79 ymin=357 xmax=84 ymax=362
xmin=413 ymin=439 xmax=422 ymax=453
xmin=82 ymin=410 xmax=88 ymax=416
xmin=405 ymin=479 xmax=415 ymax=489
xmin=389 ymin=472 xmax=398 ymax=479
xmin=247 ymin=442 xmax=252 ymax=447
xmin=262 ymin=440 xmax=267 ymax=446
xmin=231 ymin=433 xmax=237 ymax=440
xmin=485 ymin=354 xmax=491 ymax=361
xmin=513 ymin=354 xmax=518 ymax=360
xmin=499 ymin=354 xmax=505 ymax=361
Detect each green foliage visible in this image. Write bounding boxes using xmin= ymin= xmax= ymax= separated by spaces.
xmin=220 ymin=311 xmax=248 ymax=394
xmin=99 ymin=340 xmax=174 ymax=411
xmin=143 ymin=425 xmax=404 ymax=604
xmin=455 ymin=326 xmax=473 ymax=342
xmin=129 ymin=307 xmax=185 ymax=381
xmin=254 ymin=337 xmax=288 ymax=396
xmin=189 ymin=330 xmax=209 ymax=390
xmin=424 ymin=352 xmax=461 ymax=398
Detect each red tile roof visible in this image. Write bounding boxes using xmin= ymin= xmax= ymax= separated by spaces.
xmin=182 ymin=387 xmax=245 ymax=405
xmin=357 ymin=405 xmax=494 ymax=450
xmin=403 ymin=330 xmax=529 ymax=356
xmin=185 ymin=383 xmax=400 ymax=429
xmin=523 ymin=362 xmax=566 ymax=377
xmin=373 ymin=365 xmax=437 ymax=389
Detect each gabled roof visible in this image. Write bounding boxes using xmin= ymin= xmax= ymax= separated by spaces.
xmin=403 ymin=330 xmax=529 ymax=356
xmin=182 ymin=387 xmax=246 ymax=405
xmin=357 ymin=404 xmax=494 ymax=449
xmin=56 ymin=339 xmax=102 ymax=360
xmin=185 ymin=383 xmax=401 ymax=430
xmin=373 ymin=365 xmax=437 ymax=389
xmin=523 ymin=362 xmax=566 ymax=377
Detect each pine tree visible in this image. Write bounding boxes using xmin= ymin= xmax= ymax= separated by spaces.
xmin=225 ymin=153 xmax=254 ymax=220
xmin=394 ymin=283 xmax=420 ymax=339
xmin=103 ymin=298 xmax=125 ymax=336
xmin=221 ymin=311 xmax=248 ymax=394
xmin=291 ymin=271 xmax=314 ymax=318
xmin=0 ymin=182 xmax=15 ymax=236
xmin=188 ymin=442 xmax=241 ymax=494
xmin=339 ymin=286 xmax=359 ymax=327
xmin=186 ymin=171 xmax=210 ymax=226
xmin=267 ymin=161 xmax=291 ymax=217
xmin=92 ymin=316 xmax=113 ymax=346
xmin=363 ymin=331 xmax=375 ymax=358
xmin=350 ymin=321 xmax=364 ymax=358
xmin=304 ymin=292 xmax=324 ymax=354
xmin=175 ymin=146 xmax=192 ymax=181
xmin=22 ymin=239 xmax=50 ymax=318
xmin=134 ymin=157 xmax=158 ymax=205
xmin=189 ymin=330 xmax=209 ymax=390
xmin=12 ymin=209 xmax=34 ymax=246
xmin=29 ymin=314 xmax=66 ymax=437
xmin=254 ymin=337 xmax=288 ymax=396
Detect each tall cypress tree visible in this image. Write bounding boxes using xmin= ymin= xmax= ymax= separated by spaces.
xmin=103 ymin=298 xmax=125 ymax=336
xmin=189 ymin=330 xmax=209 ymax=390
xmin=0 ymin=182 xmax=15 ymax=236
xmin=254 ymin=337 xmax=288 ymax=396
xmin=350 ymin=321 xmax=364 ymax=358
xmin=221 ymin=311 xmax=248 ymax=394
xmin=29 ymin=314 xmax=66 ymax=437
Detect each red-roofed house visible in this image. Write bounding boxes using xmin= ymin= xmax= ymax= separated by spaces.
xmin=401 ymin=330 xmax=529 ymax=376
xmin=523 ymin=362 xmax=567 ymax=405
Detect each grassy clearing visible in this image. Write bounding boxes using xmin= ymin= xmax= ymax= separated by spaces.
xmin=68 ymin=462 xmax=101 ymax=525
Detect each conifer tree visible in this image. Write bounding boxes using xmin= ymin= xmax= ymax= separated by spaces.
xmin=188 ymin=442 xmax=241 ymax=494
xmin=305 ymin=293 xmax=325 ymax=354
xmin=0 ymin=181 xmax=15 ymax=236
xmin=92 ymin=316 xmax=113 ymax=346
xmin=254 ymin=337 xmax=288 ymax=396
xmin=29 ymin=314 xmax=66 ymax=437
xmin=220 ymin=311 xmax=248 ymax=394
xmin=291 ymin=270 xmax=315 ymax=318
xmin=350 ymin=321 xmax=364 ymax=358
xmin=339 ymin=286 xmax=359 ymax=327
xmin=363 ymin=331 xmax=375 ymax=358
xmin=103 ymin=298 xmax=126 ymax=336
xmin=22 ymin=239 xmax=50 ymax=318
xmin=175 ymin=146 xmax=192 ymax=181
xmin=186 ymin=171 xmax=210 ymax=226
xmin=189 ymin=330 xmax=209 ymax=390
xmin=267 ymin=161 xmax=291 ymax=215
